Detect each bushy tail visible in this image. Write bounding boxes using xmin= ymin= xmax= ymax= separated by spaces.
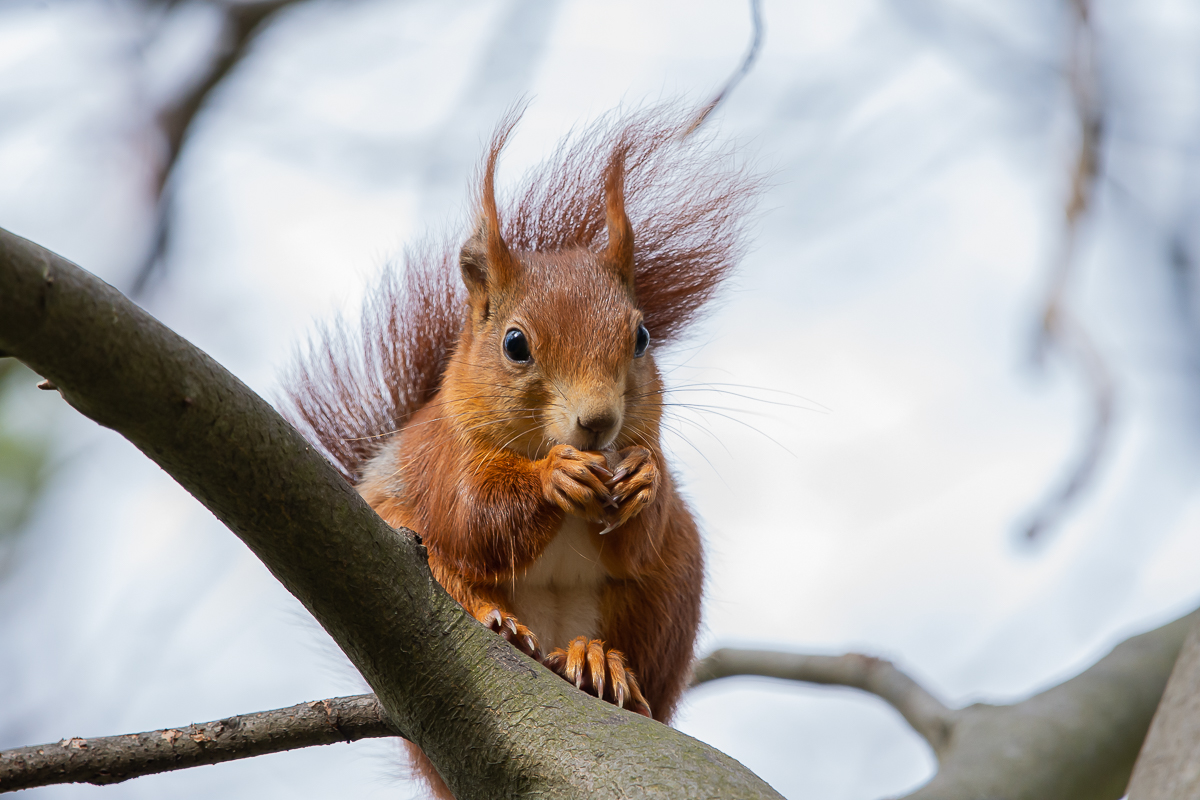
xmin=282 ymin=241 xmax=463 ymax=484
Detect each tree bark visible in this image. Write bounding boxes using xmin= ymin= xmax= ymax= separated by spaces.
xmin=0 ymin=227 xmax=781 ymax=799
xmin=1126 ymin=615 xmax=1200 ymax=799
xmin=0 ymin=696 xmax=395 ymax=792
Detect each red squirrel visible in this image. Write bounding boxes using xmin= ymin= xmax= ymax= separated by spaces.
xmin=286 ymin=105 xmax=757 ymax=794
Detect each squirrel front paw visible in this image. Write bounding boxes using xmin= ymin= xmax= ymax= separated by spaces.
xmin=542 ymin=444 xmax=614 ymax=522
xmin=601 ymin=446 xmax=658 ymax=532
xmin=474 ymin=603 xmax=542 ymax=661
xmin=542 ymin=636 xmax=652 ymax=717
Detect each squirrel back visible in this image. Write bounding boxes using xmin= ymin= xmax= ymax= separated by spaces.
xmin=284 ymin=105 xmax=758 ymax=482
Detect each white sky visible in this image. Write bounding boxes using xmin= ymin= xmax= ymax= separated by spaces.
xmin=3 ymin=1 xmax=1200 ymax=798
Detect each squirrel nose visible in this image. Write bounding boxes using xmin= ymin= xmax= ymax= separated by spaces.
xmin=578 ymin=411 xmax=617 ymax=438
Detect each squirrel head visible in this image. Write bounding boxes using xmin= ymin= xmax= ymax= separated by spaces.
xmin=285 ymin=105 xmax=756 ymax=484
xmin=448 ymin=141 xmax=661 ymax=457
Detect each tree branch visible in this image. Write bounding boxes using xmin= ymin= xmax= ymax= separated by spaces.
xmin=686 ymin=0 xmax=764 ymax=134
xmin=0 ymin=227 xmax=782 ymax=799
xmin=1126 ymin=615 xmax=1200 ymax=798
xmin=1023 ymin=0 xmax=1113 ymax=543
xmin=693 ymin=608 xmax=1198 ymax=800
xmin=0 ymin=695 xmax=396 ymax=792
xmin=692 ymin=650 xmax=953 ymax=751
xmin=133 ymin=0 xmax=306 ymax=295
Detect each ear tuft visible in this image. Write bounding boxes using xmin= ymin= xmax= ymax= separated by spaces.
xmin=604 ymin=144 xmax=635 ymax=289
xmin=460 ymin=105 xmax=526 ymax=308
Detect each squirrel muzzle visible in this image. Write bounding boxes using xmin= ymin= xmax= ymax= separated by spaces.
xmin=555 ymin=387 xmax=625 ymax=451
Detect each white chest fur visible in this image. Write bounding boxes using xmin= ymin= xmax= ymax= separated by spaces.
xmin=508 ymin=516 xmax=610 ymax=653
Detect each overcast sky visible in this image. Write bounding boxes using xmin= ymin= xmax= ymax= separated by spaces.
xmin=3 ymin=1 xmax=1200 ymax=798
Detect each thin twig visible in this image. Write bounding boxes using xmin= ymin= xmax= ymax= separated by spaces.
xmin=132 ymin=0 xmax=305 ymax=295
xmin=692 ymin=648 xmax=954 ymax=751
xmin=1024 ymin=0 xmax=1113 ymax=542
xmin=1024 ymin=309 xmax=1116 ymax=540
xmin=686 ymin=0 xmax=764 ymax=135
xmin=0 ymin=695 xmax=399 ymax=793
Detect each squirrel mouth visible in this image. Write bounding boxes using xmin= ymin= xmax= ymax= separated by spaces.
xmin=586 ymin=435 xmax=617 ymax=452
xmin=550 ymin=427 xmax=620 ymax=453
xmin=581 ymin=423 xmax=622 ymax=452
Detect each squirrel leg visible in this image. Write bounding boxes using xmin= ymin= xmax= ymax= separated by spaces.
xmin=429 ymin=562 xmax=544 ymax=662
xmin=542 ymin=636 xmax=651 ymax=717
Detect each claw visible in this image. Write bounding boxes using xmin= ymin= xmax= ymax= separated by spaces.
xmin=474 ymin=604 xmax=542 ymax=661
xmin=482 ymin=607 xmax=503 ymax=629
xmin=597 ymin=446 xmax=658 ymax=529
xmin=606 ymin=650 xmax=628 ymax=707
xmin=523 ymin=634 xmax=542 ymax=661
xmin=587 ymin=640 xmax=606 ymax=700
xmin=588 ymin=462 xmax=614 ymax=480
xmin=542 ymin=637 xmax=652 ymax=718
xmin=565 ymin=639 xmax=587 ymax=689
xmin=545 ymin=444 xmax=616 ymax=521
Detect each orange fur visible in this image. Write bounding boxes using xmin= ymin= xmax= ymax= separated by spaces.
xmin=284 ymin=105 xmax=759 ymax=799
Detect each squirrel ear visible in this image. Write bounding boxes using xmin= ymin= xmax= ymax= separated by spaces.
xmin=459 ymin=213 xmax=514 ymax=305
xmin=460 ymin=113 xmax=521 ymax=308
xmin=604 ymin=146 xmax=635 ymax=289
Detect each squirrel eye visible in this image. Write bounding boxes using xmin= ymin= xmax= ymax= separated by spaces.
xmin=634 ymin=324 xmax=650 ymax=358
xmin=503 ymin=328 xmax=532 ymax=363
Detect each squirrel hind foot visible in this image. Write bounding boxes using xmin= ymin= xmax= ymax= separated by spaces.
xmin=543 ymin=636 xmax=652 ymax=717
xmin=475 ymin=603 xmax=542 ymax=661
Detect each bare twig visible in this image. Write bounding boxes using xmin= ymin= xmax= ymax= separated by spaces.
xmin=1024 ymin=0 xmax=1113 ymax=543
xmin=692 ymin=650 xmax=954 ymax=751
xmin=1023 ymin=309 xmax=1116 ymax=540
xmin=692 ymin=607 xmax=1198 ymax=800
xmin=132 ymin=0 xmax=304 ymax=295
xmin=0 ymin=695 xmax=398 ymax=793
xmin=686 ymin=0 xmax=764 ymax=135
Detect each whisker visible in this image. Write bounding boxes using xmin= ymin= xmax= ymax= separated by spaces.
xmin=371 ymin=406 xmax=525 ymax=438
xmin=459 ymin=410 xmax=540 ymax=440
xmin=659 ymin=402 xmax=799 ymax=422
xmin=626 ymin=415 xmax=730 ymax=490
xmin=470 ymin=423 xmax=539 ymax=483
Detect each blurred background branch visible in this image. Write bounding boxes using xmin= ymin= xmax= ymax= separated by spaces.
xmin=695 ymin=607 xmax=1198 ymax=800
xmin=132 ymin=0 xmax=307 ymax=295
xmin=1022 ymin=0 xmax=1114 ymax=543
xmin=0 ymin=694 xmax=397 ymax=792
xmin=693 ymin=651 xmax=953 ymax=751
xmin=686 ymin=0 xmax=763 ymax=135
xmin=1126 ymin=617 xmax=1200 ymax=799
